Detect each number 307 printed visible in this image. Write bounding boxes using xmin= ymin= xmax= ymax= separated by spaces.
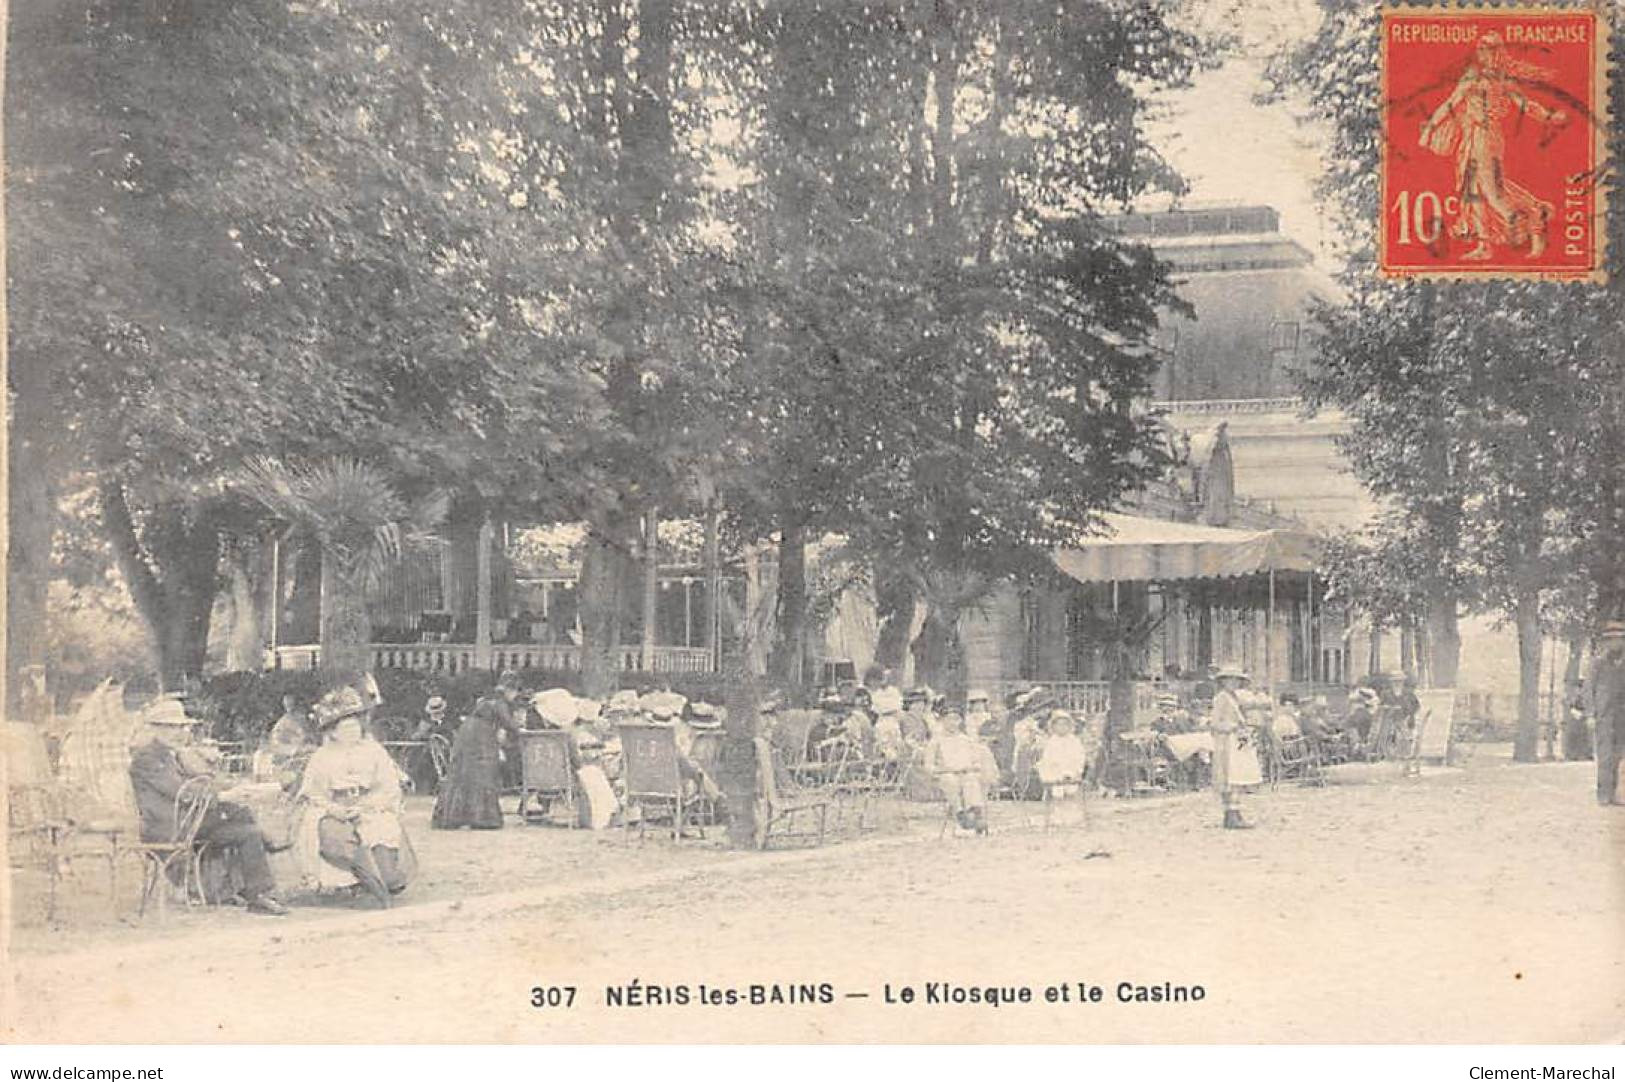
xmin=531 ymin=986 xmax=578 ymax=1008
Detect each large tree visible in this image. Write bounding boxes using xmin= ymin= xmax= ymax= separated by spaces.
xmin=729 ymin=0 xmax=1211 ymax=697
xmin=1270 ymin=3 xmax=1625 ymax=771
xmin=8 ymin=1 xmax=614 ymax=689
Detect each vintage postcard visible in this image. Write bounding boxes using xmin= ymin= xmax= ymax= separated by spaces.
xmin=3 ymin=0 xmax=1623 ymax=1056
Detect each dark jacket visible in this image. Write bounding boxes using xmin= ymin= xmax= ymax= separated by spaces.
xmin=128 ymin=738 xmax=210 ymax=842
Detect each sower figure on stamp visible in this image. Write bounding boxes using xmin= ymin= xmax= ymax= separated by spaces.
xmin=1419 ymin=32 xmax=1568 ymax=261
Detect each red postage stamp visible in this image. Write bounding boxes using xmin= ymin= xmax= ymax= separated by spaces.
xmin=1380 ymin=4 xmax=1608 ymax=280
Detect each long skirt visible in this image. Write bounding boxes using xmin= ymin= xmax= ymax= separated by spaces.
xmin=432 ymin=717 xmax=504 ymax=829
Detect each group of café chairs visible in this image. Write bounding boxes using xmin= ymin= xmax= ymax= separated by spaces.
xmin=6 ymin=709 xmax=222 ymax=925
xmin=586 ymin=723 xmax=925 ymax=849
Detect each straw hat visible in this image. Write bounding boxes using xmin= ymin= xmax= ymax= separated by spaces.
xmin=532 ymin=688 xmax=578 ymax=727
xmin=313 ymin=686 xmax=369 ymax=731
xmin=606 ymin=689 xmax=640 ymax=714
xmin=966 ymin=688 xmax=990 ymax=705
xmin=142 ymin=698 xmax=198 ymax=727
xmin=1215 ymin=665 xmax=1250 ymax=682
xmin=640 ymin=691 xmax=687 ymax=718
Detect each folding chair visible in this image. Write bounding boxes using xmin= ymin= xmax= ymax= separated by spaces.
xmin=1275 ymin=732 xmax=1325 ymax=786
xmin=686 ymin=730 xmax=726 ymax=827
xmin=517 ymin=730 xmax=577 ymax=827
xmin=754 ymin=738 xmax=830 ymax=850
xmin=618 ymin=724 xmax=693 ymax=842
xmin=127 ymin=776 xmax=215 ymax=916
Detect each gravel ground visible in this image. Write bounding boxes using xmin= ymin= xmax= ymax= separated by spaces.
xmin=6 ymin=746 xmax=1623 ymax=1043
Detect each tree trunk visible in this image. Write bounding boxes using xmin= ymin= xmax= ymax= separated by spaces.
xmin=1103 ymin=640 xmax=1135 ymax=767
xmin=910 ymin=601 xmax=965 ymax=702
xmin=871 ymin=568 xmax=917 ymax=684
xmin=1563 ymin=633 xmax=1593 ymax=761
xmin=1512 ymin=590 xmax=1542 ymax=763
xmin=721 ymin=650 xmax=764 ymax=849
xmin=283 ymin=538 xmax=323 ymax=645
xmin=1427 ymin=591 xmax=1461 ymax=686
xmin=1590 ymin=631 xmax=1624 ymax=804
xmin=769 ymin=522 xmax=808 ymax=687
xmin=6 ymin=346 xmax=56 ymax=719
xmin=222 ymin=542 xmax=265 ymax=672
xmin=703 ymin=501 xmax=720 ymax=660
xmin=319 ymin=555 xmax=371 ymax=679
xmin=579 ymin=526 xmax=626 ymax=700
xmin=99 ymin=480 xmax=220 ymax=691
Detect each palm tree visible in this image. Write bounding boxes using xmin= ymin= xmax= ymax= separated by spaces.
xmin=238 ymin=457 xmax=441 ymax=676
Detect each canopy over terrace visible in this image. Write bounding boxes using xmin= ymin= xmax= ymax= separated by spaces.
xmin=1053 ymin=514 xmax=1321 ymax=585
xmin=1045 ymin=513 xmax=1334 ymax=695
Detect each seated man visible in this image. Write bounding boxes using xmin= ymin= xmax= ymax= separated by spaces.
xmin=295 ymin=687 xmax=417 ymax=908
xmin=129 ymin=698 xmax=288 ymax=916
xmin=805 ymin=695 xmax=850 ymax=764
xmin=927 ymin=712 xmax=995 ymax=834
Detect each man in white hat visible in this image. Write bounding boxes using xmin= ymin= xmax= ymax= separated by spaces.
xmin=129 ymin=698 xmax=288 ymax=915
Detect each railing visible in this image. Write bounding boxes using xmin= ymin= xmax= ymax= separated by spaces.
xmin=985 ymin=680 xmax=1161 ymax=721
xmin=267 ymin=643 xmax=716 ymax=675
xmin=1156 ymin=397 xmax=1304 ymax=416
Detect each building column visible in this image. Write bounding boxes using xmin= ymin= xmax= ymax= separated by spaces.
xmin=641 ymin=508 xmax=659 ymax=671
xmin=475 ymin=514 xmax=494 ymax=669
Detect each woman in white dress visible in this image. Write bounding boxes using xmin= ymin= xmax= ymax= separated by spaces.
xmin=293 ymin=686 xmax=418 ymax=907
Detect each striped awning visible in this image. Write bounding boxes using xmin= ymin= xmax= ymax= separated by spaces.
xmin=1053 ymin=513 xmax=1321 ymax=584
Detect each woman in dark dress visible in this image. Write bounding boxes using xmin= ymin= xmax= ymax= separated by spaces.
xmin=431 ymin=697 xmax=510 ymax=829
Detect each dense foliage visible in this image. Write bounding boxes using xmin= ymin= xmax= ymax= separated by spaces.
xmin=9 ymin=0 xmax=1215 ymax=706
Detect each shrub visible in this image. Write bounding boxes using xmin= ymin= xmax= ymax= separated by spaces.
xmin=198 ymin=666 xmax=740 ymax=743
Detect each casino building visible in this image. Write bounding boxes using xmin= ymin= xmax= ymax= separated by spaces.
xmin=947 ymin=203 xmax=1424 ymax=710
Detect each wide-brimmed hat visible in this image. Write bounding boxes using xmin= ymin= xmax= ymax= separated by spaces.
xmin=606 ymin=689 xmax=640 ymax=714
xmin=574 ymin=697 xmax=602 ymax=722
xmin=143 ymin=698 xmax=199 ymax=727
xmin=532 ymin=688 xmax=578 ymax=727
xmin=641 ymin=691 xmax=687 ymax=719
xmin=690 ymin=701 xmax=717 ymax=719
xmin=965 ymin=688 xmax=990 ymax=704
xmin=313 ymin=686 xmax=369 ymax=730
xmin=1215 ymin=665 xmax=1250 ymax=682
